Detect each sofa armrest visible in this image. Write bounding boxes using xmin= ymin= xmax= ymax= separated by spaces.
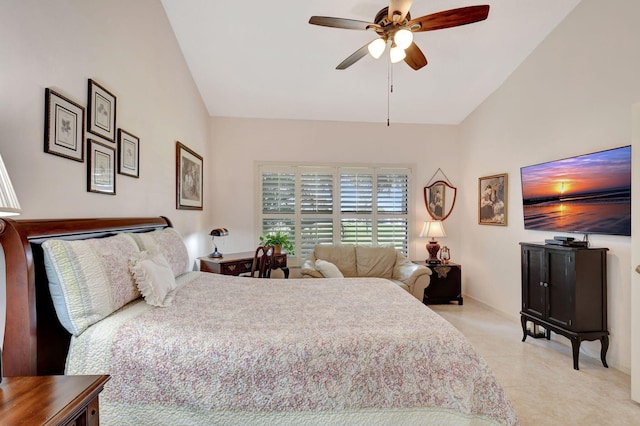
xmin=301 ymin=258 xmax=325 ymax=278
xmin=393 ymin=262 xmax=432 ymax=300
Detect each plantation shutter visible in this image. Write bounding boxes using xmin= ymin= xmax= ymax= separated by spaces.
xmin=258 ymin=164 xmax=412 ymax=263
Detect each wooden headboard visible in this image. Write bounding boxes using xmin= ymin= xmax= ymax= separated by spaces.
xmin=0 ymin=216 xmax=172 ymax=376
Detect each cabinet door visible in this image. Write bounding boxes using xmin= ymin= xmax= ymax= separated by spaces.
xmin=546 ymin=250 xmax=574 ymax=329
xmin=521 ymin=246 xmax=545 ymax=318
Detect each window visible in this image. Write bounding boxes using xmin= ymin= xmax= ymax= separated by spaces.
xmin=259 ymin=164 xmax=411 ymax=262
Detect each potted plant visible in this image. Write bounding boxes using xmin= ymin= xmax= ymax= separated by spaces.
xmin=259 ymin=231 xmax=295 ymax=255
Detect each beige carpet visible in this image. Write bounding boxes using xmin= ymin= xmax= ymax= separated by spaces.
xmin=430 ymin=299 xmax=639 ymax=425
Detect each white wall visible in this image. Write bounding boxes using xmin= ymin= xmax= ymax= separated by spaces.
xmin=0 ymin=0 xmax=211 ymax=246
xmin=0 ymin=0 xmax=211 ymax=342
xmin=459 ymin=0 xmax=640 ymax=373
xmin=209 ymin=117 xmax=462 ymax=264
xmin=631 ymin=103 xmax=640 ymax=402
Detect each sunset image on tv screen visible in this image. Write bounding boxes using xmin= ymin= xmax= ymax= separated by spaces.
xmin=520 ymin=146 xmax=631 ymax=236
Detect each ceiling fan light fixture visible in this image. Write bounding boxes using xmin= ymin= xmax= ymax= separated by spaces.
xmin=368 ymin=38 xmax=386 ymax=59
xmin=394 ymin=28 xmax=413 ymax=50
xmin=389 ymin=44 xmax=406 ymax=63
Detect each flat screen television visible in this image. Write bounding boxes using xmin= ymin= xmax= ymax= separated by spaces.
xmin=520 ymin=145 xmax=631 ymax=236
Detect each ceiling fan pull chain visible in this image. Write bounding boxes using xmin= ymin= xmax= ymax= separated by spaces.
xmin=387 ymin=60 xmax=391 ymax=126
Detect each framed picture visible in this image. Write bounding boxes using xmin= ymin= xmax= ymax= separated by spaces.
xmin=425 ymin=181 xmax=446 ymax=220
xmin=478 ymin=173 xmax=508 ymax=226
xmin=44 ymin=88 xmax=85 ymax=162
xmin=87 ymin=139 xmax=116 ymax=195
xmin=117 ymin=129 xmax=140 ymax=178
xmin=176 ymin=141 xmax=203 ymax=210
xmin=87 ymin=79 xmax=116 ymax=142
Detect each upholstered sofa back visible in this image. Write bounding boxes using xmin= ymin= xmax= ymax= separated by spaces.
xmin=311 ymin=245 xmax=397 ymax=278
xmin=301 ymin=245 xmax=432 ymax=301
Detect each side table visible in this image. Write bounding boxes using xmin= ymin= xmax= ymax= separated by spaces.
xmin=0 ymin=374 xmax=110 ymax=426
xmin=414 ymin=261 xmax=463 ymax=305
xmin=199 ymin=251 xmax=289 ymax=278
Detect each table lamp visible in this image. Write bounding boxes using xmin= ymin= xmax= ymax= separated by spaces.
xmin=419 ymin=220 xmax=446 ymax=264
xmin=0 ymin=154 xmax=21 ymax=383
xmin=209 ymin=228 xmax=228 ymax=258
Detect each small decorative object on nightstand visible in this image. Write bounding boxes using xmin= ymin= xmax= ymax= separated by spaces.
xmin=419 ymin=220 xmax=446 ymax=264
xmin=439 ymin=246 xmax=451 ymax=264
xmin=209 ymin=227 xmax=228 ymax=258
xmin=414 ymin=260 xmax=462 ymax=305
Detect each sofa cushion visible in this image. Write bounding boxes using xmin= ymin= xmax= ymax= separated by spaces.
xmin=314 ymin=245 xmax=357 ymax=277
xmin=355 ymin=246 xmax=396 ymax=279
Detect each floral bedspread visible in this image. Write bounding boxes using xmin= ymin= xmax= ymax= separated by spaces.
xmin=67 ymin=272 xmax=518 ymax=425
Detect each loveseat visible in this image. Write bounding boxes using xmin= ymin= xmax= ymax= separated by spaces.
xmin=300 ymin=245 xmax=432 ymax=301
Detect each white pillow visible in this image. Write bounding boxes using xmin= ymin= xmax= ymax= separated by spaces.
xmin=315 ymin=259 xmax=344 ymax=278
xmin=129 ymin=251 xmax=178 ymax=307
xmin=128 ymin=228 xmax=190 ymax=277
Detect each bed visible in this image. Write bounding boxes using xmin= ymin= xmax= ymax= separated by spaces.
xmin=0 ymin=217 xmax=518 ymax=425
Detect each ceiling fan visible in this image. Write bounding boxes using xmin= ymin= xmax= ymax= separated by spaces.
xmin=309 ymin=1 xmax=490 ymax=70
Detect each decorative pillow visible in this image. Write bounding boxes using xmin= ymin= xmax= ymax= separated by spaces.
xmin=129 ymin=251 xmax=177 ymax=307
xmin=128 ymin=228 xmax=190 ymax=277
xmin=315 ymin=259 xmax=344 ymax=278
xmin=42 ymin=233 xmax=141 ymax=336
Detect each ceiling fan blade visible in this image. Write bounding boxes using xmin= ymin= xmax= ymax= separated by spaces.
xmin=408 ymin=5 xmax=490 ymax=32
xmin=388 ymin=0 xmax=413 ymax=22
xmin=309 ymin=16 xmax=379 ymax=31
xmin=404 ymin=43 xmax=428 ymax=70
xmin=336 ymin=43 xmax=370 ymax=70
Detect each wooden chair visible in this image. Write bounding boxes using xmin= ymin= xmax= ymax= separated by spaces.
xmin=249 ymin=245 xmax=275 ymax=278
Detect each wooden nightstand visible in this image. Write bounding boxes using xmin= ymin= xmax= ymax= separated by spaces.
xmin=199 ymin=251 xmax=289 ymax=278
xmin=414 ymin=261 xmax=463 ymax=305
xmin=0 ymin=374 xmax=110 ymax=425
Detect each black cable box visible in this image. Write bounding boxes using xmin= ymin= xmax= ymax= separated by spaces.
xmin=545 ymin=239 xmax=588 ymax=247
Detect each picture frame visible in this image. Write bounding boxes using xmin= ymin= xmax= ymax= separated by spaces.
xmin=87 ymin=79 xmax=116 ymax=142
xmin=176 ymin=141 xmax=203 ymax=210
xmin=117 ymin=129 xmax=140 ymax=178
xmin=44 ymin=88 xmax=85 ymax=162
xmin=87 ymin=139 xmax=116 ymax=195
xmin=424 ymin=181 xmax=446 ymax=220
xmin=478 ymin=173 xmax=508 ymax=226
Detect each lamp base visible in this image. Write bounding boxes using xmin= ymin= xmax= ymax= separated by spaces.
xmin=426 ymin=240 xmax=441 ymax=264
xmin=209 ymin=250 xmax=223 ymax=258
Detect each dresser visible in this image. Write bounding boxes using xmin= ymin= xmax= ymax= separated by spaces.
xmin=199 ymin=251 xmax=289 ymax=278
xmin=520 ymin=242 xmax=609 ymax=370
xmin=0 ymin=374 xmax=110 ymax=425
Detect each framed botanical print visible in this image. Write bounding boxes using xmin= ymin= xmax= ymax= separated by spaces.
xmin=176 ymin=141 xmax=203 ymax=210
xmin=117 ymin=129 xmax=140 ymax=178
xmin=44 ymin=88 xmax=85 ymax=162
xmin=87 ymin=139 xmax=116 ymax=195
xmin=87 ymin=79 xmax=116 ymax=142
xmin=478 ymin=173 xmax=507 ymax=226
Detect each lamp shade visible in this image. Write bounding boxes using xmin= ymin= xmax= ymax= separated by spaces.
xmin=210 ymin=228 xmax=229 ymax=237
xmin=394 ymin=29 xmax=413 ymax=50
xmin=367 ymin=38 xmax=386 ymax=59
xmin=419 ymin=220 xmax=447 ymax=239
xmin=389 ymin=44 xmax=406 ymax=63
xmin=0 ymin=155 xmax=21 ymax=217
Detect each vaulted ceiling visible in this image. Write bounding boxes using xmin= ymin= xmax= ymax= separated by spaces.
xmin=161 ymin=0 xmax=581 ymax=125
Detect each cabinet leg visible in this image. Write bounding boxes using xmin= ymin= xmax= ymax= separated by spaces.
xmin=520 ymin=316 xmax=528 ymax=342
xmin=571 ymin=337 xmax=581 ymax=370
xmin=600 ymin=336 xmax=609 ymax=368
xmin=458 ymin=297 xmax=463 ymax=305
